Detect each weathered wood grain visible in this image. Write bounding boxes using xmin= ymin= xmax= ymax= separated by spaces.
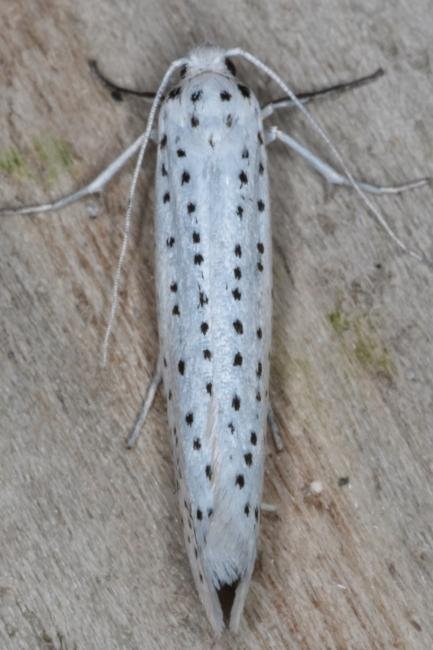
xmin=1 ymin=2 xmax=432 ymax=648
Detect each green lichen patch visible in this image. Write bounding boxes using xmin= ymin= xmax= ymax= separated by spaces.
xmin=32 ymin=135 xmax=74 ymax=184
xmin=352 ymin=324 xmax=395 ymax=381
xmin=0 ymin=134 xmax=75 ymax=187
xmin=327 ymin=303 xmax=396 ymax=382
xmin=0 ymin=147 xmax=28 ymax=178
xmin=327 ymin=309 xmax=350 ymax=336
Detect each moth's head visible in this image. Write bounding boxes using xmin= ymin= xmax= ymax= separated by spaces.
xmin=181 ymin=45 xmax=237 ymax=80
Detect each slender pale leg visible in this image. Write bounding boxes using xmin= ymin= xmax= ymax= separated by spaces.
xmin=268 ymin=407 xmax=284 ymax=452
xmin=126 ymin=362 xmax=162 ymax=448
xmin=0 ymin=131 xmax=158 ymax=217
xmin=266 ymin=126 xmax=430 ymax=195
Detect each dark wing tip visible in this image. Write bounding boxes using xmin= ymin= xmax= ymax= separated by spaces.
xmin=216 ymin=578 xmax=241 ymax=628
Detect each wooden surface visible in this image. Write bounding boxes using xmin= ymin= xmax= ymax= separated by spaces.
xmin=1 ymin=2 xmax=433 ymax=648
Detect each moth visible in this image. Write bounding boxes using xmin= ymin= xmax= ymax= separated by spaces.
xmin=1 ymin=44 xmax=429 ymax=635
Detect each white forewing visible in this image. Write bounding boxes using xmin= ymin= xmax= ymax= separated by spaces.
xmin=154 ymin=55 xmax=271 ymax=633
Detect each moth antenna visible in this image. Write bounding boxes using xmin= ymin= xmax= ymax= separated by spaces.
xmin=101 ymin=57 xmax=188 ymax=367
xmin=226 ymin=48 xmax=431 ymax=267
xmin=89 ymin=59 xmax=156 ymax=102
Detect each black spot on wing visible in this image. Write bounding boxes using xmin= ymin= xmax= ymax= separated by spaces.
xmin=225 ymin=57 xmax=237 ymax=76
xmin=235 ymin=474 xmax=245 ymax=488
xmin=233 ymin=320 xmax=243 ymax=334
xmin=237 ymin=83 xmax=250 ymax=98
xmin=239 ymin=170 xmax=248 ymax=187
xmin=244 ymin=452 xmax=253 ymax=467
xmin=191 ymin=90 xmax=202 ymax=102
xmin=168 ymin=86 xmax=181 ymax=99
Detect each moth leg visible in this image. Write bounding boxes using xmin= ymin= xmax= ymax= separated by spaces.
xmin=261 ymin=68 xmax=384 ymax=119
xmin=265 ymin=126 xmax=430 ymax=195
xmin=89 ymin=59 xmax=156 ymax=102
xmin=0 ymin=132 xmax=159 ymax=217
xmin=126 ymin=362 xmax=162 ymax=449
xmin=261 ymin=502 xmax=278 ymax=514
xmin=267 ymin=407 xmax=284 ymax=452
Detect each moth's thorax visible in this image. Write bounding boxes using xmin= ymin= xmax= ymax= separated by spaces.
xmin=160 ymin=71 xmax=261 ymax=144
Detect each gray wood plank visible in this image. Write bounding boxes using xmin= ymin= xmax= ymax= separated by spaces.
xmin=1 ymin=2 xmax=432 ymax=648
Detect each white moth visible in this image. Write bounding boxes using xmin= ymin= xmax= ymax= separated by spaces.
xmin=2 ymin=44 xmax=430 ymax=635
xmin=153 ymin=49 xmax=272 ymax=633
